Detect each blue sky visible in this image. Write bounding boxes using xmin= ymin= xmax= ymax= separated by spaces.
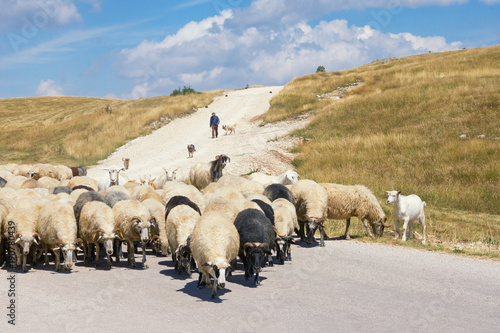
xmin=0 ymin=0 xmax=499 ymax=99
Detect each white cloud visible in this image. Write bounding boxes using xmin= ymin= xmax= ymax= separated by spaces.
xmin=0 ymin=0 xmax=82 ymax=31
xmin=115 ymin=2 xmax=464 ymax=98
xmin=36 ymin=79 xmax=64 ymax=96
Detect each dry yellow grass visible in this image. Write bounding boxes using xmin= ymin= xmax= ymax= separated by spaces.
xmin=0 ymin=92 xmax=216 ymax=166
xmin=267 ymin=45 xmax=500 ymax=257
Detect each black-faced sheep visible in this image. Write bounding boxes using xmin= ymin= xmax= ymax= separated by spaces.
xmin=234 ymin=208 xmax=276 ymax=286
xmin=290 ymin=179 xmax=328 ymax=247
xmin=321 ymin=183 xmax=389 ymax=239
xmin=191 ymin=197 xmax=240 ymax=299
xmin=189 ymin=154 xmax=230 ymax=190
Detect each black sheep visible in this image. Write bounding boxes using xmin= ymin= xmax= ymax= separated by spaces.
xmin=263 ymin=183 xmax=295 ymax=204
xmin=52 ymin=185 xmax=72 ymax=195
xmin=234 ymin=209 xmax=276 ymax=286
xmin=104 ymin=191 xmax=131 ymax=208
xmin=251 ymin=199 xmax=275 ymax=225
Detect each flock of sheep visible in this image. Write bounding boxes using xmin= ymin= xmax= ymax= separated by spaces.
xmin=0 ymin=158 xmax=427 ymax=299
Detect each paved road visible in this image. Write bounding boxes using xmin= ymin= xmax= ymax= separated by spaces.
xmin=2 ymin=240 xmax=499 ymax=332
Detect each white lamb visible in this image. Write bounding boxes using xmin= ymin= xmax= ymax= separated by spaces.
xmin=191 ymin=197 xmax=240 ymax=299
xmin=248 ymin=170 xmax=299 ymax=186
xmin=386 ymin=190 xmax=427 ymax=244
xmin=320 ymin=183 xmax=389 ymax=239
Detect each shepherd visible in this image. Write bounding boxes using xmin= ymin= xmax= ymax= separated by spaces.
xmin=210 ymin=112 xmax=220 ymax=138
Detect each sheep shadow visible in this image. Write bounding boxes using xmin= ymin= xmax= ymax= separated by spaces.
xmin=176 ymin=279 xmax=232 ymax=303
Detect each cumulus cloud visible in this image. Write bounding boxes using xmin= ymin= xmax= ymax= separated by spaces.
xmin=114 ymin=2 xmax=464 ymax=98
xmin=0 ymin=0 xmax=82 ymax=31
xmin=36 ymin=79 xmax=64 ymax=96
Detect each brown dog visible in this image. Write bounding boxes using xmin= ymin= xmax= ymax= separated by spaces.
xmin=187 ymin=144 xmax=196 ymax=158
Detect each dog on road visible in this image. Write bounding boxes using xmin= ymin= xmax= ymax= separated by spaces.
xmin=187 ymin=144 xmax=196 ymax=158
xmin=222 ymin=124 xmax=236 ymax=135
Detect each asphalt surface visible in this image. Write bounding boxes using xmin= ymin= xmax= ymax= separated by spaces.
xmin=2 ymin=239 xmax=499 ymax=332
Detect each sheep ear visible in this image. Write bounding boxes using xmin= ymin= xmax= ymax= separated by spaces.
xmin=397 ymin=191 xmax=402 ymax=195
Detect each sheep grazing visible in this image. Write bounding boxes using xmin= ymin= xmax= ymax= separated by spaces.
xmin=290 ymin=179 xmax=328 ymax=246
xmin=5 ymin=175 xmax=28 ymax=189
xmin=263 ymin=183 xmax=295 ymax=204
xmin=189 ymin=154 xmax=230 ymax=190
xmin=97 ymin=165 xmax=128 ymax=191
xmin=54 ymin=165 xmax=73 ymax=180
xmin=385 ymin=190 xmax=427 ymax=244
xmin=272 ymin=198 xmax=298 ymax=264
xmin=7 ymin=197 xmax=46 ymax=271
xmin=191 ymin=198 xmax=240 ymax=299
xmin=234 ymin=209 xmax=276 ymax=285
xmin=78 ymin=201 xmax=117 ymax=268
xmin=165 ymin=196 xmax=202 ymax=276
xmin=222 ymin=124 xmax=236 ymax=135
xmin=113 ymin=199 xmax=152 ymax=269
xmin=187 ymin=144 xmax=196 ymax=158
xmin=37 ymin=201 xmax=82 ymax=271
xmin=320 ymin=183 xmax=389 ymax=239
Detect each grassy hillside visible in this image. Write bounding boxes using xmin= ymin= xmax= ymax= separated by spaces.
xmin=266 ymin=45 xmax=500 ymax=257
xmin=0 ymin=93 xmax=216 ymax=166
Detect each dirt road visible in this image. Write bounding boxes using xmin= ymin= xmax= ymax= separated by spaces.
xmin=2 ymin=87 xmax=500 ymax=332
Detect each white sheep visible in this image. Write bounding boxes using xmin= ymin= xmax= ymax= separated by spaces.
xmin=13 ymin=164 xmax=32 ymax=177
xmin=37 ymin=200 xmax=82 ymax=271
xmin=272 ymin=198 xmax=298 ymax=263
xmin=290 ymin=179 xmax=328 ymax=246
xmin=166 ymin=200 xmax=201 ymax=276
xmin=78 ymin=201 xmax=118 ymax=269
xmin=189 ymin=155 xmax=230 ymax=190
xmin=142 ymin=198 xmax=169 ymax=256
xmin=0 ymin=198 xmax=16 ymax=266
xmin=161 ymin=182 xmax=206 ymax=214
xmin=191 ymin=197 xmax=240 ymax=299
xmin=68 ymin=176 xmax=99 ymax=191
xmin=248 ymin=170 xmax=299 ymax=186
xmin=113 ymin=199 xmax=152 ymax=268
xmin=131 ymin=184 xmax=161 ymax=203
xmin=5 ymin=175 xmax=29 ymax=189
xmin=6 ymin=197 xmax=46 ymax=271
xmin=385 ymin=190 xmax=427 ymax=244
xmin=54 ymin=165 xmax=73 ymax=180
xmin=213 ymin=175 xmax=264 ymax=198
xmin=320 ymin=183 xmax=389 ymax=239
xmin=0 ymin=170 xmax=14 ymax=182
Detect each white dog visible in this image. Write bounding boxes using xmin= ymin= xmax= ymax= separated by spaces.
xmin=222 ymin=124 xmax=236 ymax=135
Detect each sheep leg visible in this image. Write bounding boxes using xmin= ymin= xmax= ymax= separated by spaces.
xmin=421 ymin=215 xmax=427 ymax=245
xmin=298 ymin=222 xmax=306 ymax=242
xmin=361 ymin=219 xmax=374 ymax=238
xmin=54 ymin=249 xmax=61 ymax=272
xmin=141 ymin=242 xmax=148 ymax=269
xmin=32 ymin=247 xmax=37 ymax=266
xmin=14 ymin=245 xmax=21 ymax=267
xmin=394 ymin=219 xmax=401 ymax=239
xmin=254 ymin=271 xmax=260 ymax=286
xmin=22 ymin=253 xmax=27 ymax=272
xmin=127 ymin=241 xmax=136 ymax=268
xmin=344 ymin=218 xmax=351 ymax=240
xmin=43 ymin=248 xmax=49 ymax=266
xmin=94 ymin=242 xmax=100 ymax=267
xmin=211 ymin=279 xmax=218 ymax=299
xmin=407 ymin=221 xmax=413 ymax=241
xmin=114 ymin=239 xmax=120 ymax=263
xmin=401 ymin=218 xmax=410 ymax=241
